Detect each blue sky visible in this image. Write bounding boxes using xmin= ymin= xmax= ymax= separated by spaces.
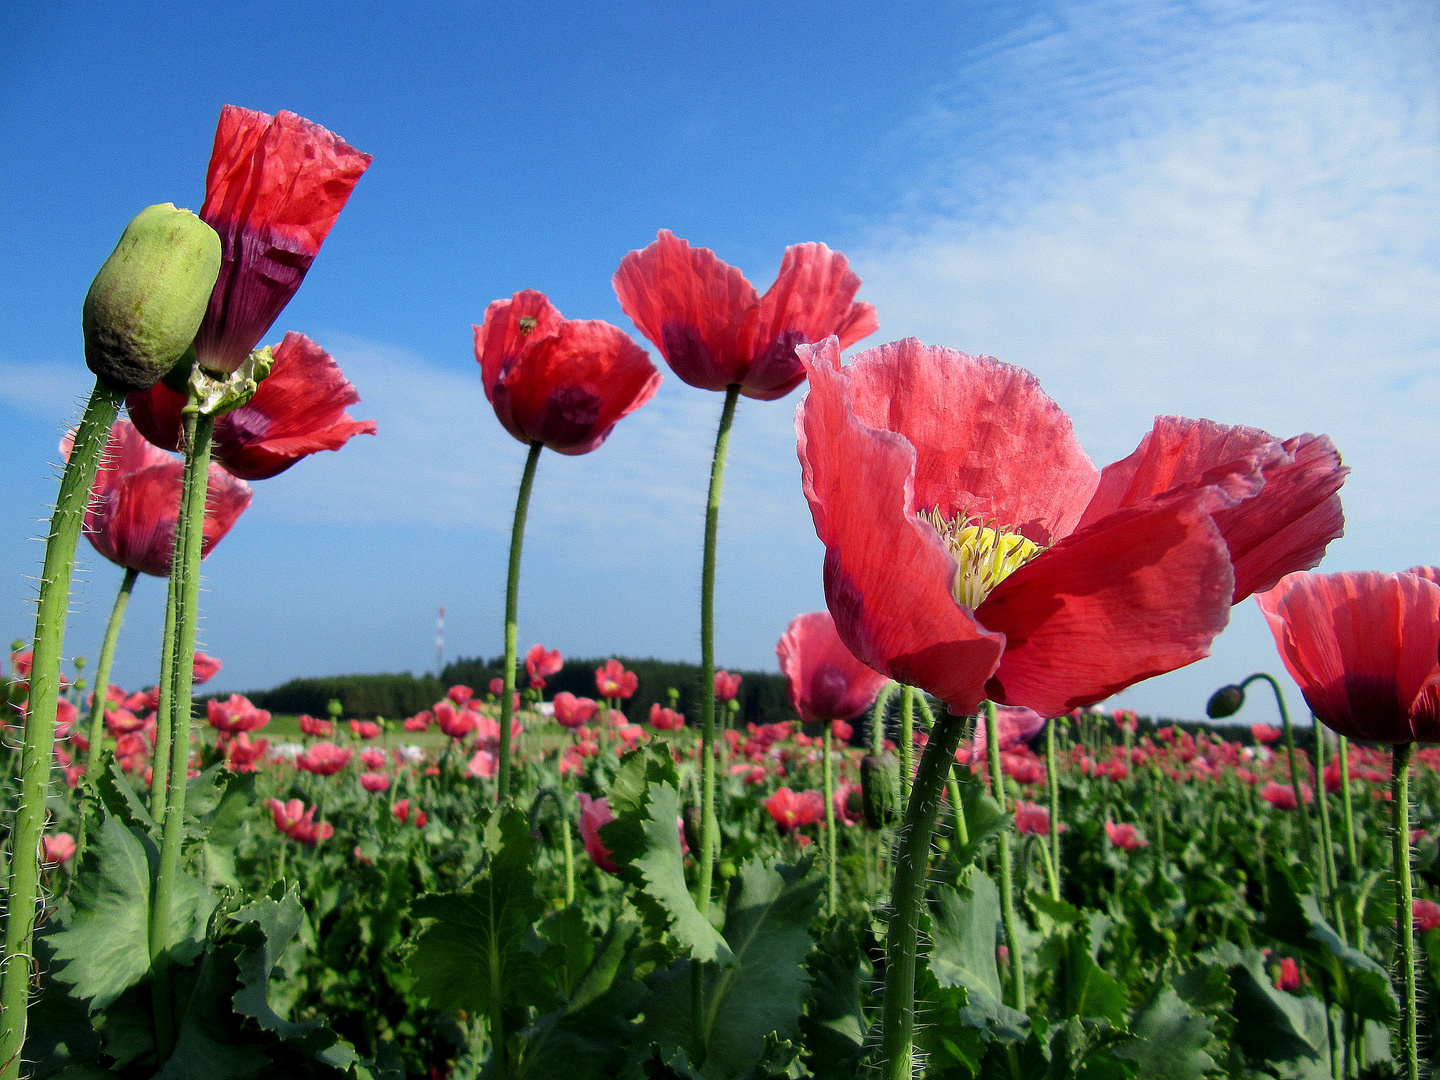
xmin=2 ymin=0 xmax=1437 ymax=721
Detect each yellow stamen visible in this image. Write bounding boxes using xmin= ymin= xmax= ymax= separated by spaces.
xmin=921 ymin=510 xmax=1043 ymax=608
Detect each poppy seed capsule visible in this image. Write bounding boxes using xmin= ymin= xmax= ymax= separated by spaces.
xmin=860 ymin=753 xmax=900 ymax=829
xmin=683 ymin=805 xmax=702 ymax=855
xmin=83 ymin=204 xmax=221 ymax=392
xmin=1206 ymin=684 xmax=1246 ymax=719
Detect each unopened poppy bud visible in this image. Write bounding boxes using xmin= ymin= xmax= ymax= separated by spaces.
xmin=860 ymin=753 xmax=900 ymax=829
xmin=683 ymin=805 xmax=702 ymax=854
xmin=327 ymin=698 xmax=344 ymax=719
xmin=83 ymin=204 xmax=221 ymax=392
xmin=1206 ymin=684 xmax=1246 ymax=719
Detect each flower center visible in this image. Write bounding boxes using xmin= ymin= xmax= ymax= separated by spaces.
xmin=921 ymin=511 xmax=1043 ymax=608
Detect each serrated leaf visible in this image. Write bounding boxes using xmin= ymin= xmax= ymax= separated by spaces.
xmin=1226 ymin=948 xmax=1325 ymax=1067
xmin=1114 ymin=987 xmax=1216 ymax=1079
xmin=231 ymin=882 xmax=323 ymax=1040
xmin=198 ymin=771 xmax=256 ymax=890
xmin=626 ymin=859 xmax=822 ymax=1080
xmin=1056 ymin=920 xmax=1129 ymax=1027
xmin=928 ymin=867 xmax=1029 ymax=1039
xmin=408 ymin=806 xmax=553 ymax=1014
xmin=156 ymin=942 xmax=268 ymax=1080
xmin=92 ymin=753 xmax=155 ymax=836
xmin=799 ymin=927 xmax=869 ymax=1079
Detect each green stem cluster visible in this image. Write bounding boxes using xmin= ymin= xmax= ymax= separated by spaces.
xmin=1245 ymin=672 xmax=1316 ymax=871
xmin=984 ymin=700 xmax=1025 ymax=1011
xmin=497 ymin=441 xmax=542 ymax=804
xmin=0 ymin=380 xmax=125 ymax=1080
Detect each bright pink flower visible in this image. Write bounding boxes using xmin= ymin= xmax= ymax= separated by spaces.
xmin=191 ymin=651 xmax=223 ymax=685
xmin=1275 ymin=956 xmax=1302 ymax=992
xmin=617 ymin=723 xmax=646 ymax=746
xmin=447 ymin=685 xmax=474 ymax=705
xmin=359 ymin=771 xmax=389 ymax=793
xmin=65 ymin=421 xmax=252 ymax=577
xmin=1105 ymin=821 xmax=1148 ymax=850
xmin=795 ymin=338 xmax=1347 ymax=717
xmin=267 ymin=797 xmax=307 ymax=834
xmin=105 ymin=708 xmax=147 ymax=736
xmin=831 ymin=719 xmax=854 ymax=743
xmin=42 ymin=832 xmax=76 ymax=866
xmin=1001 ymin=751 xmax=1045 ymax=786
xmin=714 ymin=670 xmax=742 ymax=702
xmin=1260 ymin=780 xmax=1313 ymax=810
xmin=1257 ymin=570 xmax=1440 ymax=744
xmin=1414 ymin=899 xmax=1440 ymax=933
xmin=1323 ymin=758 xmax=1342 ymax=794
xmin=764 ymin=787 xmax=826 ymax=833
xmin=350 ymin=720 xmax=381 ymax=740
xmin=595 ymin=659 xmax=639 ymax=699
xmin=1251 ymin=723 xmax=1283 ymax=745
xmin=833 ymin=783 xmax=863 ymax=827
xmin=1014 ymin=801 xmax=1062 ymax=836
xmin=1112 ymin=709 xmax=1138 ymax=733
xmin=128 ymin=333 xmax=377 ymax=480
xmin=298 ymin=714 xmax=332 ymax=737
xmin=577 ymin=793 xmax=619 ymax=874
xmin=403 ymin=710 xmax=433 ymax=732
xmin=489 ymin=677 xmax=505 ymax=696
xmin=552 ymin=692 xmax=598 ymax=729
xmin=392 ymin=799 xmax=411 ymax=823
xmin=192 ymin=105 xmax=371 ymax=375
xmin=296 ymin=742 xmax=351 ymax=776
xmin=475 ymin=290 xmax=661 ymax=455
xmin=649 ymin=703 xmax=686 ymax=731
xmin=525 ymin=644 xmax=564 ymax=684
xmin=776 ymin=611 xmax=889 ymax=724
xmin=360 ymin=748 xmax=386 ymax=770
xmin=613 ymin=230 xmax=878 ymax=401
xmin=467 ymin=750 xmax=498 ymax=778
xmin=434 ymin=701 xmax=477 ymax=739
xmin=207 ymin=694 xmax=270 ymax=735
xmin=224 ymin=732 xmax=268 ymax=772
xmin=289 ymin=816 xmax=334 ymax=846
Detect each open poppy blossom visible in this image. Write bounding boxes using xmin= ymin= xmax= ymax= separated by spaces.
xmin=595 ymin=659 xmax=639 ymax=699
xmin=1256 ymin=569 xmax=1440 ymax=744
xmin=127 ymin=332 xmax=377 ymax=480
xmin=613 ymin=230 xmax=877 ymax=400
xmin=776 ymin=611 xmax=889 ymax=723
xmin=65 ymin=421 xmax=251 ymax=577
xmin=194 ymin=105 xmax=371 ymax=374
xmin=795 ymin=337 xmax=1347 ymax=718
xmin=476 ymin=290 xmax=661 ymax=455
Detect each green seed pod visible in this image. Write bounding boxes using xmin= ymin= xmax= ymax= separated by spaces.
xmin=683 ymin=804 xmax=702 ymax=855
xmin=1206 ymin=684 xmax=1246 ymax=719
xmin=860 ymin=752 xmax=900 ymax=829
xmin=82 ymin=204 xmax=220 ymax=392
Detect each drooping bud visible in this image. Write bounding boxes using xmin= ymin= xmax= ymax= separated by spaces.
xmin=82 ymin=204 xmax=221 ymax=392
xmin=860 ymin=752 xmax=900 ymax=829
xmin=1206 ymin=684 xmax=1246 ymax=719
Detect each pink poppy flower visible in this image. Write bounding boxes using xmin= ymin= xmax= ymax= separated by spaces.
xmin=1413 ymin=899 xmax=1440 ymax=933
xmin=447 ymin=685 xmax=474 ymax=705
xmin=296 ymin=742 xmax=351 ymax=776
xmin=475 ymin=290 xmax=661 ymax=455
xmin=434 ymin=701 xmax=478 ymax=739
xmin=467 ymin=750 xmax=499 ymax=778
xmin=1251 ymin=723 xmax=1283 ymax=745
xmin=360 ymin=748 xmax=386 ymax=771
xmin=649 ymin=704 xmax=685 ymax=731
xmin=833 ymin=782 xmax=864 ymax=827
xmin=1260 ymin=780 xmax=1313 ymax=810
xmin=525 ymin=644 xmax=564 ymax=685
xmin=42 ymin=832 xmax=76 ymax=866
xmin=613 ymin=230 xmax=878 ymax=400
xmin=359 ymin=771 xmax=389 ymax=793
xmin=795 ymin=337 xmax=1347 ymax=718
xmin=595 ymin=659 xmax=639 ymax=699
xmin=764 ymin=787 xmax=826 ymax=833
xmin=350 ymin=720 xmax=381 ymax=740
xmin=956 ymin=705 xmax=1047 ymax=766
xmin=577 ymin=793 xmax=619 ymax=874
xmin=714 ymin=670 xmax=742 ymax=703
xmin=392 ymin=799 xmax=412 ymax=823
xmin=1014 ymin=801 xmax=1062 ymax=836
xmin=207 ymin=694 xmax=270 ymax=735
xmin=1275 ymin=956 xmax=1302 ymax=992
xmin=1105 ymin=821 xmax=1148 ymax=850
xmin=403 ymin=710 xmax=433 ymax=732
xmin=104 ymin=708 xmax=147 ymax=736
xmin=553 ymin=692 xmax=598 ymax=729
xmin=298 ymin=714 xmax=332 ymax=737
xmin=776 ymin=611 xmax=889 ymax=723
xmin=191 ymin=651 xmax=223 ymax=685
xmin=223 ymin=732 xmax=268 ymax=772
xmin=831 ymin=719 xmax=854 ymax=743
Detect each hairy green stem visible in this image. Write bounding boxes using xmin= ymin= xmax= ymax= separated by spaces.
xmin=1244 ymin=672 xmax=1315 ymax=871
xmin=84 ymin=567 xmax=139 ymax=771
xmin=898 ymin=686 xmax=914 ymax=804
xmin=824 ymin=726 xmax=837 ymax=915
xmin=0 ymin=379 xmax=123 ymax=1080
xmin=1314 ymin=722 xmax=1342 ymax=939
xmin=697 ymin=385 xmax=739 ymax=917
xmin=497 ymin=441 xmax=542 ymax=804
xmin=878 ymin=704 xmax=967 ymax=1080
xmin=985 ymin=700 xmax=1025 ymax=1011
xmin=1339 ymin=734 xmax=1358 ymax=876
xmin=1046 ymin=716 xmax=1061 ymax=901
xmin=149 ymin=409 xmax=214 ymax=1059
xmin=1392 ymin=742 xmax=1417 ymax=1080
xmin=150 ymin=568 xmax=179 ymax=820
xmin=870 ymin=681 xmax=898 ymax=756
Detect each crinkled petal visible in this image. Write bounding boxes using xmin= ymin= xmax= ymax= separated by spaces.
xmin=124 ymin=382 xmax=187 ymax=453
xmin=797 ymin=342 xmax=1004 ymax=715
xmin=613 ymin=230 xmax=757 ymax=392
xmin=475 ymin=290 xmax=567 ymax=405
xmin=811 ymin=337 xmax=1098 ymax=546
xmin=978 ymin=488 xmax=1236 ymax=716
xmin=1256 ymin=571 xmax=1440 ymax=744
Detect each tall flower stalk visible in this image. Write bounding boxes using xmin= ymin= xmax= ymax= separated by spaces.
xmin=83 ymin=568 xmax=138 ymax=768
xmin=1392 ymin=742 xmax=1418 ymax=1080
xmin=1045 ymin=716 xmax=1062 ymax=901
xmin=496 ymin=441 xmax=542 ymax=803
xmin=984 ymin=700 xmax=1026 ymax=1011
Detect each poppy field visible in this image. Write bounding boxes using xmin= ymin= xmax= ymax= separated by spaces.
xmin=5 ymin=102 xmax=1440 ymax=1080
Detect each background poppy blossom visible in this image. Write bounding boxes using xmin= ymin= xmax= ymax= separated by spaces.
xmin=776 ymin=611 xmax=889 ymax=723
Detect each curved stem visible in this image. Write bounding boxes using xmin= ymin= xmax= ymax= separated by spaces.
xmin=1392 ymin=742 xmax=1418 ymax=1080
xmin=879 ymin=704 xmax=967 ymax=1080
xmin=898 ymin=686 xmax=914 ymax=804
xmin=1045 ymin=717 xmax=1061 ymax=901
xmin=0 ymin=379 xmax=123 ymax=1080
xmin=149 ymin=409 xmax=214 ymax=1060
xmin=497 ymin=441 xmax=542 ymax=804
xmin=84 ymin=567 xmax=139 ymax=771
xmin=985 ymin=700 xmax=1025 ymax=1011
xmin=697 ymin=385 xmax=739 ymax=917
xmin=870 ymin=681 xmax=898 ymax=756
xmin=824 ymin=726 xmax=837 ymax=915
xmin=1244 ymin=672 xmax=1315 ymax=871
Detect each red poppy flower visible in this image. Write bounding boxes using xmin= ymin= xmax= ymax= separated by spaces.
xmin=65 ymin=421 xmax=251 ymax=577
xmin=359 ymin=771 xmax=389 ymax=793
xmin=713 ymin=670 xmax=742 ymax=702
xmin=224 ymin=732 xmax=269 ymax=772
xmin=299 ymin=714 xmax=333 ymax=737
xmin=525 ymin=644 xmax=563 ymax=683
xmin=795 ymin=337 xmax=1347 ymax=718
xmin=475 ymin=290 xmax=661 ymax=454
xmin=192 ymin=651 xmax=223 ymax=685
xmin=296 ymin=742 xmax=351 ymax=776
xmin=1256 ymin=569 xmax=1440 ymax=744
xmin=350 ymin=719 xmax=381 ymax=740
xmin=648 ymin=703 xmax=686 ymax=731
xmin=402 ymin=710 xmax=433 ymax=733
xmin=764 ymin=787 xmax=826 ymax=833
xmin=194 ymin=105 xmax=371 ymax=374
xmin=595 ymin=659 xmax=639 ymax=699
xmin=776 ymin=611 xmax=889 ymax=723
xmin=1414 ymin=900 xmax=1440 ymax=934
xmin=447 ymin=685 xmax=475 ymax=705
xmin=127 ymin=332 xmax=376 ymax=479
xmin=207 ymin=694 xmax=270 ymax=735
xmin=552 ymin=691 xmax=598 ymax=729
xmin=1260 ymin=780 xmax=1313 ymax=809
xmin=42 ymin=832 xmax=76 ymax=866
xmin=1014 ymin=801 xmax=1063 ymax=836
xmin=1250 ymin=723 xmax=1283 ymax=745
xmin=1275 ymin=957 xmax=1303 ymax=992
xmin=613 ymin=230 xmax=878 ymax=400
xmin=1104 ymin=821 xmax=1148 ymax=850
xmin=577 ymin=793 xmax=619 ymax=874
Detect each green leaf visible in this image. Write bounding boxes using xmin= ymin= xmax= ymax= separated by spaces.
xmin=198 ymin=771 xmax=256 ymax=890
xmin=799 ymin=927 xmax=869 ymax=1079
xmin=408 ymin=805 xmax=553 ymax=1014
xmin=626 ymin=859 xmax=823 ymax=1080
xmin=1054 ymin=919 xmax=1129 ymax=1027
xmin=601 ymin=765 xmax=732 ymax=966
xmin=157 ymin=942 xmax=269 ymax=1080
xmin=1226 ymin=947 xmax=1326 ymax=1070
xmin=231 ymin=882 xmax=324 ymax=1040
xmin=92 ymin=752 xmax=155 ymax=836
xmin=950 ymin=763 xmax=1006 ymax=868
xmin=1114 ymin=988 xmax=1216 ymax=1080
xmin=928 ymin=866 xmax=1029 ymax=1039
